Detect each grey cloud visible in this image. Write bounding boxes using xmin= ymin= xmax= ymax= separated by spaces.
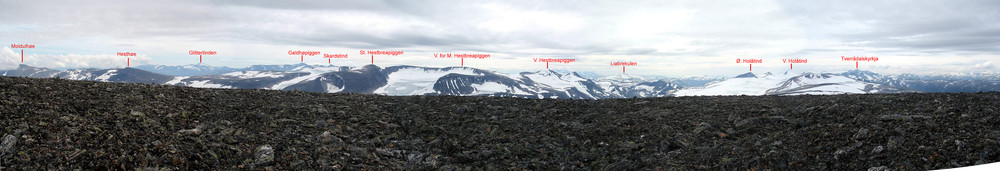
xmin=212 ymin=0 xmax=393 ymax=11
xmin=778 ymin=0 xmax=1000 ymax=54
xmin=974 ymin=61 xmax=993 ymax=69
xmin=2 ymin=0 xmax=999 ymax=73
xmin=618 ymin=48 xmax=657 ymax=55
xmin=860 ymin=27 xmax=1000 ymax=53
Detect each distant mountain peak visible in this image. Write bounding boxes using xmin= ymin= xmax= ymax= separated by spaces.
xmin=529 ymin=69 xmax=562 ymax=77
xmin=843 ymin=69 xmax=879 ymax=75
xmin=601 ymin=73 xmax=646 ymax=80
xmin=734 ymin=72 xmax=757 ymax=78
xmin=358 ymin=64 xmax=381 ymax=71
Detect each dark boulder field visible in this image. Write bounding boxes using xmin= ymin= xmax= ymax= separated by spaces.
xmin=1 ymin=76 xmax=999 ymax=170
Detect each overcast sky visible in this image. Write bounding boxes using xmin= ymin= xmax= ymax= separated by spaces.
xmin=1 ymin=0 xmax=998 ymax=77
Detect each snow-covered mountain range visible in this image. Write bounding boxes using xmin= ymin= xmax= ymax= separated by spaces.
xmin=133 ymin=64 xmax=241 ymax=76
xmin=673 ymin=71 xmax=903 ymax=96
xmin=3 ymin=64 xmax=998 ymax=99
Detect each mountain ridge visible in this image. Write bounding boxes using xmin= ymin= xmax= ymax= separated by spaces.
xmin=3 ymin=64 xmax=997 ymax=99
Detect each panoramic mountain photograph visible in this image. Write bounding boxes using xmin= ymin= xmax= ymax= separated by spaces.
xmin=1 ymin=0 xmax=999 ymax=170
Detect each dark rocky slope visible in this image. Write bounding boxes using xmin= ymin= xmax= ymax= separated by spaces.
xmin=1 ymin=76 xmax=999 ymax=170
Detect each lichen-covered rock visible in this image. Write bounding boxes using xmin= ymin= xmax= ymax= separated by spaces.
xmin=255 ymin=145 xmax=274 ymax=165
xmin=1 ymin=134 xmax=16 ymax=155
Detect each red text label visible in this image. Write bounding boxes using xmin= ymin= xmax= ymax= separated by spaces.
xmin=189 ymin=50 xmax=217 ymax=55
xmin=11 ymin=44 xmax=35 ymax=48
xmin=117 ymin=52 xmax=136 ymax=56
xmin=289 ymin=50 xmax=321 ymax=56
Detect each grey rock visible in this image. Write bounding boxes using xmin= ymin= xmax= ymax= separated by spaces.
xmin=1 ymin=134 xmax=16 ymax=155
xmin=318 ymin=131 xmax=339 ymax=143
xmin=407 ymin=152 xmax=426 ymax=165
xmin=178 ymin=124 xmax=205 ymax=135
xmin=348 ymin=146 xmax=366 ymax=154
xmin=376 ymin=148 xmax=402 ymax=158
xmin=255 ymin=144 xmax=274 ymax=165
xmin=275 ymin=118 xmax=299 ymax=124
xmin=457 ymin=105 xmax=471 ymax=113
xmin=834 ymin=141 xmax=864 ymax=160
xmin=956 ymin=140 xmax=966 ymax=151
xmin=879 ymin=114 xmax=929 ymax=121
xmin=980 ymin=148 xmax=996 ymax=160
xmin=853 ymin=128 xmax=870 ymax=139
xmin=440 ymin=164 xmax=460 ymax=171
xmin=693 ymin=122 xmax=711 ymax=134
xmin=574 ymin=151 xmax=596 ymax=162
xmin=872 ymin=145 xmax=884 ymax=154
xmin=867 ymin=166 xmax=890 ymax=171
xmin=130 ymin=110 xmax=145 ymax=116
xmin=178 ymin=128 xmax=202 ymax=135
xmin=424 ymin=154 xmax=440 ymax=167
xmin=406 ymin=152 xmax=439 ymax=167
xmin=314 ymin=119 xmax=329 ymax=128
xmin=621 ymin=141 xmax=640 ymax=151
xmin=428 ymin=138 xmax=442 ymax=147
xmin=138 ymin=167 xmax=171 ymax=171
xmin=66 ymin=149 xmax=86 ymax=161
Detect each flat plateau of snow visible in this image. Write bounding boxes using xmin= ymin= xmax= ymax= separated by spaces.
xmin=222 ymin=71 xmax=284 ymax=79
xmin=674 ymin=72 xmax=874 ymax=96
xmin=376 ymin=67 xmax=480 ymax=95
xmin=673 ymin=72 xmax=797 ymax=96
xmin=772 ymin=75 xmax=870 ymax=95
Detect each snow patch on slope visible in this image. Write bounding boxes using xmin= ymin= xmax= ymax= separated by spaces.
xmin=269 ymin=66 xmax=341 ymax=90
xmin=165 ymin=76 xmax=189 ymax=85
xmin=61 ymin=69 xmax=95 ymax=80
xmin=325 ymin=82 xmax=344 ymax=93
xmin=522 ymin=70 xmax=596 ymax=99
xmin=470 ymin=81 xmax=508 ymax=94
xmin=187 ymin=80 xmax=232 ymax=89
xmin=524 ymin=71 xmax=576 ymax=88
xmin=767 ymin=74 xmax=872 ymax=95
xmin=95 ymin=69 xmax=117 ymax=81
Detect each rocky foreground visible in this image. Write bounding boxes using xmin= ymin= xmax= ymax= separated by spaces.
xmin=1 ymin=76 xmax=999 ymax=170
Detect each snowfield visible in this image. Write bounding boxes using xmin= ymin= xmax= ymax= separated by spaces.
xmin=222 ymin=71 xmax=285 ymax=79
xmin=185 ymin=80 xmax=232 ymax=89
xmin=375 ymin=67 xmax=481 ymax=95
xmin=674 ymin=72 xmax=877 ymax=96
xmin=269 ymin=66 xmax=341 ymax=90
